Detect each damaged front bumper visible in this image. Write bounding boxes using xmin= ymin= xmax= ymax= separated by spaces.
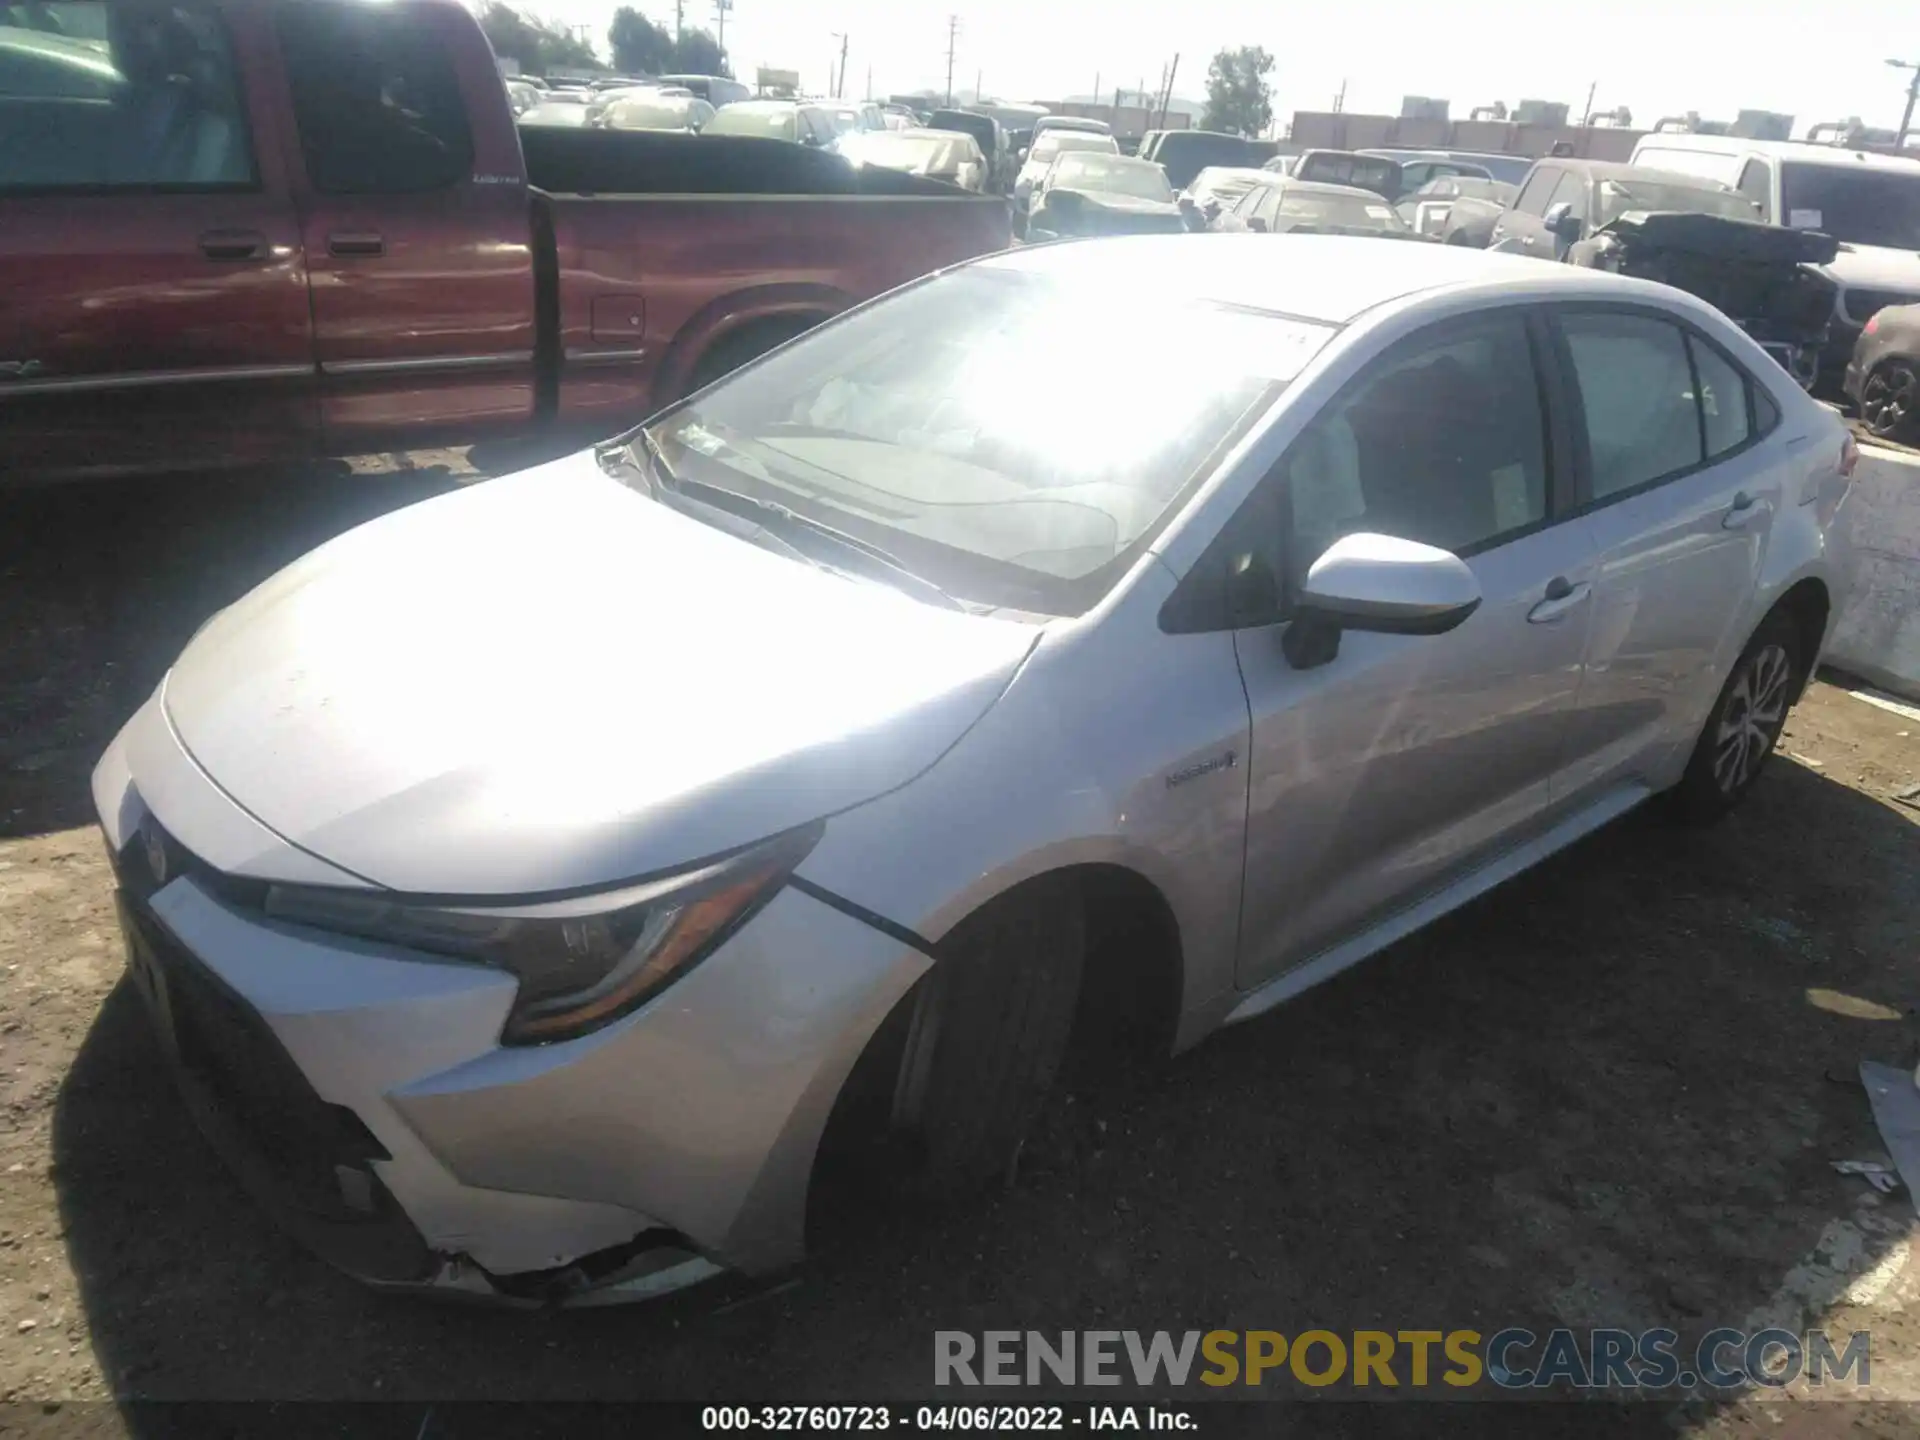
xmin=93 ymin=710 xmax=931 ymax=1307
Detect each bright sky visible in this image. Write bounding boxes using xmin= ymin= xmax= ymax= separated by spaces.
xmin=524 ymin=0 xmax=1920 ymax=136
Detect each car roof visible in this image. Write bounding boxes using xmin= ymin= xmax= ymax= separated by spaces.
xmin=1193 ymin=166 xmax=1271 ymax=184
xmin=1635 ymin=134 xmax=1920 ymax=173
xmin=978 ymin=234 xmax=1601 ymax=325
xmin=1036 ymin=116 xmax=1109 ymax=129
xmin=1275 ymin=179 xmax=1396 ymax=200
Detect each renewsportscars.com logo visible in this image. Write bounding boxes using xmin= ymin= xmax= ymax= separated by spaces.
xmin=933 ymin=1328 xmax=1873 ymax=1391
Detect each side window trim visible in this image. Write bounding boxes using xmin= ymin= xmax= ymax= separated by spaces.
xmin=1545 ymin=301 xmax=1775 ymax=515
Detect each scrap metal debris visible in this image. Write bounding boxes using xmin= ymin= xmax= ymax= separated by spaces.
xmin=1859 ymin=1062 xmax=1920 ymax=1219
xmin=1833 ymin=1159 xmax=1904 ymax=1194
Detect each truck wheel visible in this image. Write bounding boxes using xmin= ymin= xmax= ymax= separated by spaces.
xmin=685 ymin=317 xmax=820 ymax=395
xmin=1667 ymin=611 xmax=1805 ymax=824
xmin=890 ymin=878 xmax=1085 ymax=1193
xmin=1859 ymin=359 xmax=1919 ymax=443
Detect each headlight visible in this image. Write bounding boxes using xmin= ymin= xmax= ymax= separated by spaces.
xmin=262 ymin=824 xmax=820 ymax=1045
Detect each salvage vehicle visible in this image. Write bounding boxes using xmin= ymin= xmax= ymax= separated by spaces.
xmin=840 ymin=128 xmax=989 ymax=192
xmin=596 ymin=93 xmax=715 ymax=134
xmin=1630 ymin=135 xmax=1920 ymax=388
xmin=96 ymin=237 xmax=1854 ymax=1305
xmin=1394 ymin=175 xmax=1517 ymax=245
xmin=1290 ymin=150 xmax=1492 ymax=204
xmin=1491 ymin=160 xmax=1837 ymax=390
xmin=1215 ymin=177 xmax=1425 ymax=239
xmin=1181 ymin=165 xmax=1272 ymax=222
xmin=0 ymin=0 xmax=1009 ymax=485
xmin=1025 ymin=153 xmax=1183 ymax=239
xmin=1846 ymin=301 xmax=1920 ymax=442
xmin=699 ymin=98 xmax=841 ymax=146
xmin=1149 ymin=129 xmax=1264 ymax=191
xmin=1013 ymin=129 xmax=1120 ymax=233
xmin=1362 ymin=146 xmax=1532 ymax=186
xmin=928 ymin=109 xmax=1009 ymax=190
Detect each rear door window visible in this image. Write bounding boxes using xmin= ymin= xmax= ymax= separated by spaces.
xmin=0 ymin=1 xmax=254 ymax=191
xmin=1512 ymin=166 xmax=1557 ymax=214
xmin=1737 ymin=159 xmax=1772 ymax=221
xmin=279 ymin=0 xmax=473 ymax=193
xmin=1559 ymin=310 xmax=1705 ymax=500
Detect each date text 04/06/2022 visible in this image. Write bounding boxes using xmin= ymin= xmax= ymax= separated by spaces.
xmin=699 ymin=1405 xmax=1197 ymax=1431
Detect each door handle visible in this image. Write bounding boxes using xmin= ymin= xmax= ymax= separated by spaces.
xmin=328 ymin=232 xmax=386 ymax=258
xmin=1527 ymin=576 xmax=1592 ymax=624
xmin=198 ymin=229 xmax=269 ymax=261
xmin=1722 ymin=491 xmax=1769 ymax=530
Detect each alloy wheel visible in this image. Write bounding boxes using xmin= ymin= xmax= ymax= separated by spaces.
xmin=1861 ymin=362 xmax=1918 ymax=439
xmin=1711 ymin=642 xmax=1793 ymax=795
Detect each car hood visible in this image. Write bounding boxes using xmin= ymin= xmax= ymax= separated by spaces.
xmin=1816 ymin=242 xmax=1920 ymax=290
xmin=161 ymin=454 xmax=1040 ymax=897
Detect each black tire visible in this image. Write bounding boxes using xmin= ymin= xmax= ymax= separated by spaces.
xmin=1668 ymin=611 xmax=1805 ymax=823
xmin=891 ymin=879 xmax=1085 ymax=1192
xmin=1859 ymin=358 xmax=1920 ymax=443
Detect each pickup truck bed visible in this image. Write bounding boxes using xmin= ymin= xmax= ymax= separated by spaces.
xmin=0 ymin=0 xmax=1009 ymax=485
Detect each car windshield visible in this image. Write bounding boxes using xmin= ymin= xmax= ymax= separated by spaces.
xmin=1779 ymin=162 xmax=1920 ymax=248
xmin=1596 ymin=179 xmax=1758 ymax=225
xmin=704 ymin=106 xmax=795 ymax=140
xmin=1031 ymin=132 xmax=1116 ymax=164
xmin=1465 ymin=154 xmax=1532 ymax=185
xmin=1277 ymin=190 xmax=1408 ymax=230
xmin=640 ymin=267 xmax=1335 ymax=615
xmin=1049 ymin=155 xmax=1172 ymax=202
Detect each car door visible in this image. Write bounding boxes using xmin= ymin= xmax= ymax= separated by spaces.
xmin=1230 ymin=307 xmax=1599 ymax=989
xmin=1490 ymin=164 xmax=1557 ymax=255
xmin=273 ymin=0 xmax=537 ymax=453
xmin=0 ymin=0 xmax=313 ymax=483
xmin=1546 ymin=305 xmax=1788 ymax=804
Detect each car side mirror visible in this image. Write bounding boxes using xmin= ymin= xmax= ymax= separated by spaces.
xmin=1282 ymin=533 xmax=1482 ymax=670
xmin=1543 ymin=201 xmax=1582 ymax=242
xmin=1246 ymin=216 xmax=1269 ymax=233
xmin=1018 ymin=147 xmax=1029 ymax=162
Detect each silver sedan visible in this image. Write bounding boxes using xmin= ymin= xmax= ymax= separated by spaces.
xmin=95 ymin=237 xmax=1855 ymax=1304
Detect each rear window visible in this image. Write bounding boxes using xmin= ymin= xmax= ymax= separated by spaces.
xmin=1031 ymin=131 xmax=1117 ymax=164
xmin=1779 ymin=162 xmax=1920 ymax=248
xmin=1049 ymin=155 xmax=1172 ymax=202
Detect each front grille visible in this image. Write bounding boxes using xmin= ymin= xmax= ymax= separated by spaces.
xmin=1843 ymin=287 xmax=1920 ymax=326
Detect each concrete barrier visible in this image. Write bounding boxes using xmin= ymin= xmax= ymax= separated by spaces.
xmin=1826 ymin=442 xmax=1920 ymax=701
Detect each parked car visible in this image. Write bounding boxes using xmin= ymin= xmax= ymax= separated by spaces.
xmin=1027 ymin=114 xmax=1111 ymax=153
xmin=1362 ymin=146 xmax=1532 ymax=186
xmin=1150 ymin=130 xmax=1263 ymax=190
xmin=840 ymin=127 xmax=987 ymax=192
xmin=656 ymin=72 xmax=752 ymax=107
xmin=1013 ymin=129 xmax=1120 ymax=231
xmin=928 ymin=108 xmax=1008 ymax=189
xmin=1629 ymin=134 xmax=1920 ymax=388
xmin=1182 ymin=165 xmax=1272 ymax=223
xmin=1292 ymin=150 xmax=1492 ymax=204
xmin=1215 ymin=177 xmax=1422 ymax=239
xmin=1845 ymin=301 xmax=1920 ymax=442
xmin=1354 ymin=149 xmax=1496 ymax=193
xmin=505 ymin=78 xmax=541 ymax=117
xmin=94 ymin=236 xmax=1852 ymax=1305
xmin=1026 ymin=153 xmax=1182 ymax=239
xmin=0 ymin=0 xmax=1010 ymax=485
xmin=596 ymin=93 xmax=715 ymax=133
xmin=1395 ymin=175 xmax=1517 ymax=245
xmin=701 ymin=99 xmax=841 ymax=147
xmin=1490 ymin=159 xmax=1836 ymax=390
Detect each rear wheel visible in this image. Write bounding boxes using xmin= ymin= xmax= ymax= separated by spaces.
xmin=1860 ymin=358 xmax=1920 ymax=442
xmin=1669 ymin=612 xmax=1804 ymax=823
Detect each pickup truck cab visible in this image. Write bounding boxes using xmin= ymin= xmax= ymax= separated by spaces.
xmin=0 ymin=0 xmax=1010 ymax=485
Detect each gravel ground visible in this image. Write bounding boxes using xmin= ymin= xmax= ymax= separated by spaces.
xmin=1 ymin=465 xmax=1917 ymax=1436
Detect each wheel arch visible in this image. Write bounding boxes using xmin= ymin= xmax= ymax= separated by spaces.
xmin=655 ymin=283 xmax=852 ymax=403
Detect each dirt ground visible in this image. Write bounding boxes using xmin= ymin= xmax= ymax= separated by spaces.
xmin=1 ymin=464 xmax=1917 ymax=1434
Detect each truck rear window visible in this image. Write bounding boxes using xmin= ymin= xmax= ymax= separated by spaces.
xmin=1779 ymin=163 xmax=1920 ymax=249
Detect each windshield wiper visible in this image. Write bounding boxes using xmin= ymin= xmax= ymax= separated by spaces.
xmin=620 ymin=431 xmax=966 ymax=613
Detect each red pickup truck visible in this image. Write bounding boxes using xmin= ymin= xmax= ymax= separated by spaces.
xmin=0 ymin=0 xmax=1010 ymax=484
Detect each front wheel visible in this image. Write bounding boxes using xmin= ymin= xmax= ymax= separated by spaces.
xmin=1860 ymin=358 xmax=1920 ymax=443
xmin=1668 ymin=613 xmax=1804 ymax=822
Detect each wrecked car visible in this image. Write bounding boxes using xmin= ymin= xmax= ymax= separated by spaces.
xmin=1846 ymin=300 xmax=1920 ymax=443
xmin=1491 ymin=160 xmax=1838 ymax=390
xmin=1026 ymin=153 xmax=1186 ymax=240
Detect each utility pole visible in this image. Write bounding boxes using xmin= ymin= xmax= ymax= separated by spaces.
xmin=866 ymin=65 xmax=872 ymax=102
xmin=1159 ymin=52 xmax=1178 ymax=128
xmin=830 ymin=33 xmax=847 ymax=98
xmin=674 ymin=0 xmax=683 ymax=46
xmin=944 ymin=15 xmax=960 ymax=107
xmin=1581 ymin=80 xmax=1597 ymax=126
xmin=1333 ymin=78 xmax=1347 ymax=113
xmin=714 ymin=0 xmax=731 ymax=65
xmin=1891 ymin=58 xmax=1920 ymax=149
xmin=975 ymin=69 xmax=982 ymax=103
xmin=1093 ymin=71 xmax=1100 ymax=107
